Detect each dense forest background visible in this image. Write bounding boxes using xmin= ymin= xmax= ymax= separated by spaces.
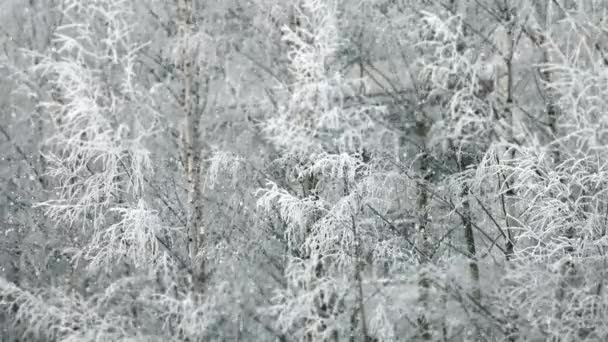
xmin=1 ymin=0 xmax=608 ymax=341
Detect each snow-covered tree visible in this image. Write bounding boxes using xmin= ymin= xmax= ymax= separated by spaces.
xmin=4 ymin=0 xmax=608 ymax=341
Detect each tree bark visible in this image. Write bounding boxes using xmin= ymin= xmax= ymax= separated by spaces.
xmin=495 ymin=4 xmax=518 ymax=261
xmin=498 ymin=7 xmax=520 ymax=340
xmin=351 ymin=213 xmax=370 ymax=341
xmin=176 ymin=0 xmax=205 ymax=289
xmin=415 ymin=117 xmax=432 ymax=341
xmin=533 ymin=1 xmax=561 ymax=165
xmin=460 ymin=184 xmax=480 ymax=300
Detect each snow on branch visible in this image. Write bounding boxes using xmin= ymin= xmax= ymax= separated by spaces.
xmin=35 ymin=0 xmax=154 ymax=228
xmin=82 ymin=200 xmax=165 ymax=271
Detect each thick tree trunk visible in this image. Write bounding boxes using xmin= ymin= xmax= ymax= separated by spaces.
xmin=176 ymin=0 xmax=205 ymax=289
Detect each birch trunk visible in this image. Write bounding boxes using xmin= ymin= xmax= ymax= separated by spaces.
xmin=497 ymin=8 xmax=520 ymax=340
xmin=176 ymin=0 xmax=205 ymax=289
xmin=534 ymin=1 xmax=561 ymax=164
xmin=495 ymin=7 xmax=517 ymax=260
xmin=415 ymin=117 xmax=432 ymax=341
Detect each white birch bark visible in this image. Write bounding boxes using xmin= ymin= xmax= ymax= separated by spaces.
xmin=176 ymin=0 xmax=205 ymax=289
